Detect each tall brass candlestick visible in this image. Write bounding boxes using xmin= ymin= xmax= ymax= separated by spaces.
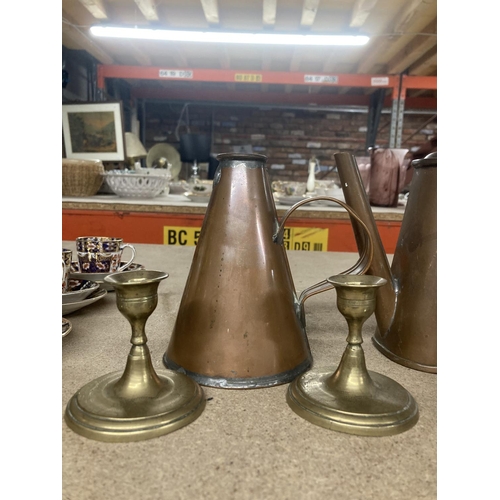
xmin=65 ymin=270 xmax=206 ymax=442
xmin=287 ymin=274 xmax=419 ymax=437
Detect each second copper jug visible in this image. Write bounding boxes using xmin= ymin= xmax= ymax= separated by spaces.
xmin=164 ymin=153 xmax=373 ymax=388
xmin=335 ymin=152 xmax=437 ymax=373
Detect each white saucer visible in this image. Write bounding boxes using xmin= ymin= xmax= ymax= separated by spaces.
xmin=62 ymin=279 xmax=99 ymax=304
xmin=62 ymin=288 xmax=108 ymax=315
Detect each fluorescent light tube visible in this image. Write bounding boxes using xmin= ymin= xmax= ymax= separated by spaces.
xmin=90 ymin=26 xmax=369 ymax=46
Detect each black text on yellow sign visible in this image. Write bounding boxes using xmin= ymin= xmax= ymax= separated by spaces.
xmin=282 ymin=227 xmax=329 ymax=252
xmin=164 ymin=226 xmax=329 ymax=251
xmin=163 ymin=226 xmax=202 ymax=246
xmin=234 ymin=73 xmax=262 ymax=82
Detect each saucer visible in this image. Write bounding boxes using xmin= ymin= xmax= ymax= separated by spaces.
xmin=184 ymin=192 xmax=211 ymax=204
xmin=62 ymin=279 xmax=99 ymax=304
xmin=62 ymin=288 xmax=108 ymax=315
xmin=275 ymin=195 xmax=306 ymax=206
xmin=69 ymin=262 xmax=145 ymax=291
xmin=62 ymin=318 xmax=72 ymax=338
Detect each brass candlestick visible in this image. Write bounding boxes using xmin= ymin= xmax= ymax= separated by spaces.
xmin=65 ymin=270 xmax=206 ymax=442
xmin=287 ymin=275 xmax=419 ymax=437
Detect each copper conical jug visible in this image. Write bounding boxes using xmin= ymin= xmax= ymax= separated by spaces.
xmin=164 ymin=153 xmax=374 ymax=388
xmin=334 ymin=152 xmax=437 ymax=373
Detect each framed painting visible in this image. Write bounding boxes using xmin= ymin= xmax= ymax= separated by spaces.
xmin=62 ymin=101 xmax=126 ymax=161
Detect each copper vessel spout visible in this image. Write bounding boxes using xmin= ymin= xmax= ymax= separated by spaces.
xmin=164 ymin=153 xmax=374 ymax=388
xmin=334 ymin=152 xmax=437 ymax=373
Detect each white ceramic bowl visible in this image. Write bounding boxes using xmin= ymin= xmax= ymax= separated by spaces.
xmin=104 ymin=171 xmax=169 ymax=198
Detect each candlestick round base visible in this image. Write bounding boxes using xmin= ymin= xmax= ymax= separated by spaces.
xmin=287 ymin=368 xmax=419 ymax=437
xmin=65 ymin=369 xmax=206 ymax=442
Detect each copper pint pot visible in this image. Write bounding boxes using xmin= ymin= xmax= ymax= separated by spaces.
xmin=164 ymin=153 xmax=374 ymax=388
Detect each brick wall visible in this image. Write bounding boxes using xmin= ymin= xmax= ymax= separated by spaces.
xmin=144 ymin=102 xmax=436 ymax=181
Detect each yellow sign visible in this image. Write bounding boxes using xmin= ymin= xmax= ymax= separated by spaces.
xmin=282 ymin=227 xmax=329 ymax=252
xmin=234 ymin=73 xmax=263 ymax=82
xmin=163 ymin=227 xmax=202 ymax=246
xmin=164 ymin=226 xmax=328 ymax=252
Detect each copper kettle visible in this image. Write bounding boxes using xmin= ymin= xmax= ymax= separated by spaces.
xmin=334 ymin=152 xmax=437 ymax=373
xmin=164 ymin=153 xmax=374 ymax=388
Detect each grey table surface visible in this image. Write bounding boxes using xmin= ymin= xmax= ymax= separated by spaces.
xmin=62 ymin=242 xmax=436 ymax=500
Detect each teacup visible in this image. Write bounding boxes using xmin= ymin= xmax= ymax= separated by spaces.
xmin=76 ymin=236 xmax=136 ymax=274
xmin=62 ymin=248 xmax=72 ymax=292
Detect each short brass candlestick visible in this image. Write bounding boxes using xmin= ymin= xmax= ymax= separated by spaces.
xmin=65 ymin=270 xmax=206 ymax=442
xmin=287 ymin=275 xmax=419 ymax=437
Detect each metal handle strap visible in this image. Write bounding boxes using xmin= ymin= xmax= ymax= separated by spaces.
xmin=273 ymin=196 xmax=374 ymax=306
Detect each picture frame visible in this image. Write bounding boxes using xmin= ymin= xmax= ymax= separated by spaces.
xmin=62 ymin=101 xmax=126 ymax=161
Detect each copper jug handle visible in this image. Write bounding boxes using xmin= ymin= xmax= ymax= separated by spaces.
xmin=273 ymin=196 xmax=374 ymax=306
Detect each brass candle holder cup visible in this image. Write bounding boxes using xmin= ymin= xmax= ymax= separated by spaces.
xmin=287 ymin=274 xmax=419 ymax=437
xmin=65 ymin=270 xmax=206 ymax=442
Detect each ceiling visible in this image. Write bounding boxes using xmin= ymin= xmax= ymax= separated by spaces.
xmin=62 ymin=0 xmax=437 ymax=105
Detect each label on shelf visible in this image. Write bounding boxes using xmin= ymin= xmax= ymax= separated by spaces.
xmin=163 ymin=227 xmax=201 ymax=246
xmin=163 ymin=226 xmax=329 ymax=251
xmin=304 ymin=75 xmax=338 ymax=84
xmin=371 ymin=76 xmax=389 ymax=86
xmin=159 ymin=69 xmax=193 ymax=79
xmin=234 ymin=73 xmax=262 ymax=82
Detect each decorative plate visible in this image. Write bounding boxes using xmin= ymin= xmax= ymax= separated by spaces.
xmin=69 ymin=262 xmax=145 ymax=291
xmin=62 ymin=288 xmax=108 ymax=316
xmin=62 ymin=279 xmax=99 ymax=304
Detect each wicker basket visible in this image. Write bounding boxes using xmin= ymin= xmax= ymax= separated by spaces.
xmin=62 ymin=159 xmax=104 ymax=197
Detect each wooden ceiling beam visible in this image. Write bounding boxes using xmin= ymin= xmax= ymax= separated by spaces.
xmin=393 ymin=0 xmax=429 ymax=34
xmin=300 ymin=0 xmax=320 ymax=27
xmin=200 ymin=0 xmax=220 ymax=25
xmin=350 ymin=0 xmax=379 ymax=28
xmin=125 ymin=42 xmax=152 ymax=66
xmin=263 ymin=0 xmax=277 ymax=27
xmin=408 ymin=52 xmax=437 ymax=77
xmin=62 ymin=14 xmax=114 ymax=64
xmin=357 ymin=0 xmax=435 ymax=74
xmin=133 ymin=0 xmax=159 ymax=21
xmin=78 ymin=0 xmax=107 ymax=20
xmin=386 ymin=18 xmax=436 ymax=74
xmin=172 ymin=49 xmax=188 ymax=68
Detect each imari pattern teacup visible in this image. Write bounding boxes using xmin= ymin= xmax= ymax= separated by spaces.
xmin=76 ymin=236 xmax=136 ymax=274
xmin=62 ymin=248 xmax=73 ymax=292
